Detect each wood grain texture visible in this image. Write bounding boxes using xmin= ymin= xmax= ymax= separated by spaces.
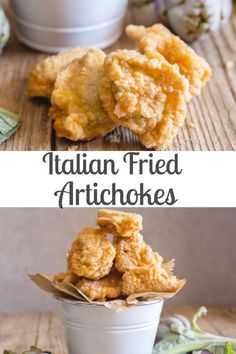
xmin=0 ymin=306 xmax=235 ymax=353
xmin=0 ymin=1 xmax=236 ymax=151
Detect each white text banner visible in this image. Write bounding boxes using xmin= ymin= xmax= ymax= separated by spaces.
xmin=0 ymin=152 xmax=235 ymax=208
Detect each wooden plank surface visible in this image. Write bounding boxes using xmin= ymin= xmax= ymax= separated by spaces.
xmin=0 ymin=2 xmax=236 ymax=151
xmin=0 ymin=306 xmax=236 ymax=353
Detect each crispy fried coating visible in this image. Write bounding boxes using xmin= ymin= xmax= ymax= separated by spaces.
xmin=122 ymin=265 xmax=186 ymax=295
xmin=126 ymin=24 xmax=212 ymax=97
xmin=99 ymin=49 xmax=190 ymax=150
xmin=162 ymin=259 xmax=175 ymax=277
xmin=49 ymin=48 xmax=117 ymax=141
xmin=54 ymin=272 xmax=68 ymax=282
xmin=97 ymin=209 xmax=143 ymax=237
xmin=114 ymin=234 xmax=159 ymax=273
xmin=154 ymin=252 xmax=164 ymax=266
xmin=67 ymin=227 xmax=116 ymax=280
xmin=54 ymin=272 xmax=79 ymax=285
xmin=28 ymin=47 xmax=88 ymax=98
xmin=76 ymin=271 xmax=122 ymax=301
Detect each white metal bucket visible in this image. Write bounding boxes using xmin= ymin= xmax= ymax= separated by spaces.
xmin=9 ymin=0 xmax=129 ymax=27
xmin=9 ymin=0 xmax=129 ymax=52
xmin=58 ymin=298 xmax=163 ymax=354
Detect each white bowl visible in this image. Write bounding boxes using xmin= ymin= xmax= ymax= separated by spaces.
xmin=9 ymin=0 xmax=129 ymax=52
xmin=11 ymin=13 xmax=126 ymax=52
xmin=58 ymin=298 xmax=163 ymax=354
xmin=10 ymin=0 xmax=129 ymax=27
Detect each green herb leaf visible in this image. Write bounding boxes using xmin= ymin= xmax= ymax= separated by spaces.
xmin=207 ymin=345 xmax=228 ymax=354
xmin=153 ymin=336 xmax=227 ymax=354
xmin=205 ymin=342 xmax=236 ymax=354
xmin=157 ymin=314 xmax=191 ymax=341
xmin=0 ymin=107 xmax=20 ymax=143
xmin=153 ymin=307 xmax=236 ymax=354
xmin=4 ymin=347 xmax=53 ymax=354
xmin=132 ymin=0 xmax=154 ymax=6
xmin=0 ymin=108 xmax=19 ymax=131
xmin=23 ymin=347 xmax=53 ymax=354
xmin=225 ymin=342 xmax=234 ymax=354
xmin=192 ymin=306 xmax=207 ymax=333
xmin=0 ymin=6 xmax=10 ymax=53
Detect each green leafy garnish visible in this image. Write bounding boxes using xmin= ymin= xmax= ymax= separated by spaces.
xmin=0 ymin=107 xmax=21 ymax=143
xmin=132 ymin=0 xmax=154 ymax=6
xmin=4 ymin=346 xmax=53 ymax=354
xmin=192 ymin=306 xmax=207 ymax=333
xmin=0 ymin=5 xmax=10 ymax=53
xmin=154 ymin=307 xmax=236 ymax=354
xmin=226 ymin=342 xmax=235 ymax=354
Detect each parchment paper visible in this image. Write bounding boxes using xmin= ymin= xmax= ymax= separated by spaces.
xmin=29 ymin=273 xmax=185 ymax=312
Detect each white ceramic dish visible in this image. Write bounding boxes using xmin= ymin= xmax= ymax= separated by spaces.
xmin=10 ymin=0 xmax=129 ymax=27
xmin=11 ymin=13 xmax=125 ymax=52
xmin=58 ymin=298 xmax=163 ymax=354
xmin=9 ymin=0 xmax=129 ymax=52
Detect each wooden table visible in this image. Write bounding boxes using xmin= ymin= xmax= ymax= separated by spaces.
xmin=0 ymin=306 xmax=236 ymax=353
xmin=1 ymin=2 xmax=236 ymax=151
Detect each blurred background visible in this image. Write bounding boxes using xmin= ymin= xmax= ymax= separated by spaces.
xmin=0 ymin=208 xmax=235 ymax=313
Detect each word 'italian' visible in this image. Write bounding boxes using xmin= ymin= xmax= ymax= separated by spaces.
xmin=43 ymin=152 xmax=182 ymax=176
